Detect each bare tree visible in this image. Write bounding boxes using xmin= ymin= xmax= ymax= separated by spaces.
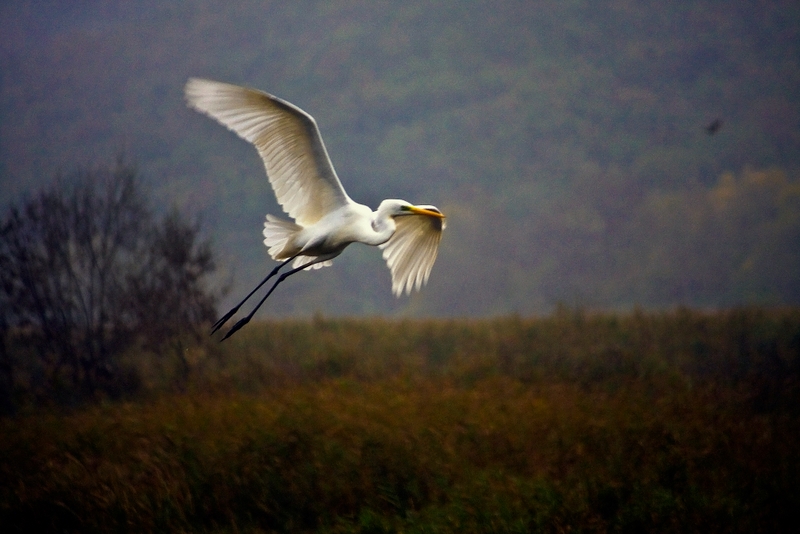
xmin=128 ymin=208 xmax=218 ymax=389
xmin=0 ymin=159 xmax=219 ymax=404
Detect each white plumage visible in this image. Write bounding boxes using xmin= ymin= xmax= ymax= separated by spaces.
xmin=185 ymin=78 xmax=446 ymax=339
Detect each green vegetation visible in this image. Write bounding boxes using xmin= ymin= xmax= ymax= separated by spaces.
xmin=2 ymin=1 xmax=799 ymax=315
xmin=2 ymin=308 xmax=798 ymax=532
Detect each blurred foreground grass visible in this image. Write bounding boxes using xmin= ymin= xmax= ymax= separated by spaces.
xmin=2 ymin=307 xmax=799 ymax=532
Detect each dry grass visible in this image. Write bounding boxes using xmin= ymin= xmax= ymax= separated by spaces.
xmin=2 ymin=308 xmax=799 ymax=532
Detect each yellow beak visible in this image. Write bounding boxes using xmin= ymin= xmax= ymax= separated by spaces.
xmin=408 ymin=205 xmax=445 ymax=219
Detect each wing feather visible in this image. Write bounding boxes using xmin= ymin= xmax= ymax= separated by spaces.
xmin=379 ymin=212 xmax=445 ymax=296
xmin=185 ymin=78 xmax=351 ymax=225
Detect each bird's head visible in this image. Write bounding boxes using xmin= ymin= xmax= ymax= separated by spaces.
xmin=373 ymin=200 xmax=446 ymax=234
xmin=379 ymin=199 xmax=446 ymax=220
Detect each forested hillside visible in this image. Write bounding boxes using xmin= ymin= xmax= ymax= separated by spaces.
xmin=2 ymin=0 xmax=798 ymax=316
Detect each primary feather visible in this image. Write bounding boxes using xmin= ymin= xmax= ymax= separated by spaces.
xmin=185 ymin=78 xmax=351 ymax=226
xmin=380 ymin=207 xmax=446 ymax=296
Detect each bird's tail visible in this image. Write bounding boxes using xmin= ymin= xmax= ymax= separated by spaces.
xmin=263 ymin=215 xmax=302 ymax=260
xmin=262 ymin=215 xmax=331 ymax=270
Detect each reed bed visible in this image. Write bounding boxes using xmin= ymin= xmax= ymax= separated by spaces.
xmin=2 ymin=308 xmax=798 ymax=532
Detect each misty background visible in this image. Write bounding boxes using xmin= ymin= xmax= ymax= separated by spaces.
xmin=2 ymin=0 xmax=798 ymax=317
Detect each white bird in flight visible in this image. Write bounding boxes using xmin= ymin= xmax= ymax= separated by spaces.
xmin=185 ymin=78 xmax=446 ymax=340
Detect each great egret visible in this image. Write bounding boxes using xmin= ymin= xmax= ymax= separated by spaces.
xmin=185 ymin=78 xmax=446 ymax=340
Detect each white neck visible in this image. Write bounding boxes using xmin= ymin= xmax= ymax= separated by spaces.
xmin=366 ymin=201 xmax=400 ymax=246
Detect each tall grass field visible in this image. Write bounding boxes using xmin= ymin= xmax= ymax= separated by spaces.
xmin=2 ymin=308 xmax=799 ymax=532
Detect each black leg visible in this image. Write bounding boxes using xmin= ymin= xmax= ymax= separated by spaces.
xmin=220 ymin=258 xmax=320 ymax=341
xmin=210 ymin=255 xmax=297 ymax=335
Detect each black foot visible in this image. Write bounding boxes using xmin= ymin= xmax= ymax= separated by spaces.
xmin=211 ymin=306 xmax=240 ymax=335
xmin=220 ymin=316 xmax=250 ymax=341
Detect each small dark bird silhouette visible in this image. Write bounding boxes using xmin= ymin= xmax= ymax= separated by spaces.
xmin=705 ymin=118 xmax=723 ymax=135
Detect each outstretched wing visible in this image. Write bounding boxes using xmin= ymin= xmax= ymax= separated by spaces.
xmin=380 ymin=208 xmax=446 ymax=296
xmin=185 ymin=78 xmax=352 ymax=226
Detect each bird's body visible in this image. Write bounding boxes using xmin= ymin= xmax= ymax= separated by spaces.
xmin=265 ymin=201 xmax=386 ymax=263
xmin=184 ymin=78 xmax=445 ymax=339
